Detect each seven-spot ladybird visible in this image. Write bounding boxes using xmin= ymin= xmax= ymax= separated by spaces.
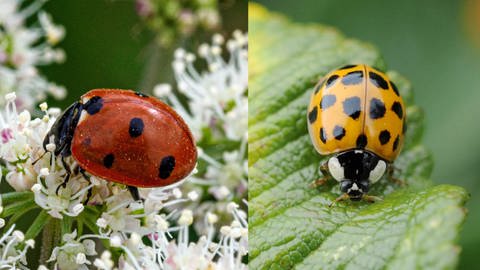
xmin=43 ymin=89 xmax=197 ymax=200
xmin=307 ymin=64 xmax=405 ymax=203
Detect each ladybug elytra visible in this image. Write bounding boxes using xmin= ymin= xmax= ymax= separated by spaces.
xmin=43 ymin=89 xmax=197 ymax=200
xmin=307 ymin=64 xmax=405 ymax=203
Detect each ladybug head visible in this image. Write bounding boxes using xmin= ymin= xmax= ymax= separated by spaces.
xmin=339 ymin=179 xmax=369 ymax=201
xmin=327 ymin=150 xmax=387 ymax=201
xmin=43 ymin=101 xmax=83 ymax=157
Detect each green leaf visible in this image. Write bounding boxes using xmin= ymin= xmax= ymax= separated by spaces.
xmin=248 ymin=3 xmax=469 ymax=270
xmin=25 ymin=211 xmax=51 ymax=240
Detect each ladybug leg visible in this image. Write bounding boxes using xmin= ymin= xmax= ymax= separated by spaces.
xmin=310 ymin=161 xmax=331 ymax=188
xmin=362 ymin=194 xmax=383 ymax=203
xmin=387 ymin=165 xmax=406 ymax=186
xmin=127 ymin=186 xmax=141 ymax=202
xmin=79 ymin=167 xmax=93 ymax=203
xmin=56 ymin=156 xmax=71 ymax=195
xmin=328 ymin=193 xmax=349 ymax=207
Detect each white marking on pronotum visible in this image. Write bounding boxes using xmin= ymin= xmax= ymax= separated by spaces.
xmin=328 ymin=157 xmax=344 ymax=182
xmin=369 ymin=160 xmax=387 ymax=183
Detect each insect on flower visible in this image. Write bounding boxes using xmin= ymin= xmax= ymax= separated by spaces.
xmin=40 ymin=89 xmax=197 ymax=200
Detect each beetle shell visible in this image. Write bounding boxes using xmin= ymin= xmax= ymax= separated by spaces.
xmin=307 ymin=65 xmax=405 ymax=162
xmin=70 ymin=89 xmax=197 ymax=187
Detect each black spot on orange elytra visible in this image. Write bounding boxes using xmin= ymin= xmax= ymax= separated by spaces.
xmin=391 ymin=102 xmax=403 ymax=119
xmin=343 ymin=97 xmax=361 ymax=120
xmin=369 ymin=98 xmax=386 ymax=119
xmin=379 ymin=130 xmax=391 ymax=145
xmin=369 ymin=71 xmax=389 ymax=89
xmin=308 ymin=106 xmax=318 ymax=124
xmin=342 ymin=71 xmax=363 ymax=85
xmin=320 ymin=94 xmax=336 ymax=110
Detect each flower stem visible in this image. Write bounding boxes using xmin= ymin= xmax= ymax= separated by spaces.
xmin=39 ymin=217 xmax=61 ymax=266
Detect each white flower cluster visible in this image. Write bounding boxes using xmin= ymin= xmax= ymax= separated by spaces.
xmin=154 ymin=31 xmax=248 ymax=231
xmin=46 ymin=201 xmax=247 ymax=270
xmin=0 ymin=207 xmax=35 ymax=269
xmin=0 ymin=0 xmax=66 ymax=110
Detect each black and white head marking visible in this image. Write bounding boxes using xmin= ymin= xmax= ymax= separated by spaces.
xmin=327 ymin=150 xmax=387 ymax=200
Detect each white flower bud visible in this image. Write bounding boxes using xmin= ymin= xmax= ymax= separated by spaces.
xmin=185 ymin=53 xmax=195 ymax=63
xmin=213 ymin=34 xmax=224 ymax=45
xmin=39 ymin=168 xmax=50 ymax=176
xmin=76 ymin=253 xmax=87 ymax=264
xmin=38 ymin=265 xmax=49 ymax=270
xmin=174 ymin=48 xmax=186 ymax=59
xmin=187 ymin=191 xmax=199 ymax=201
xmin=0 ymin=218 xmax=5 ymax=228
xmin=110 ymin=235 xmax=122 ymax=247
xmin=129 ymin=233 xmax=141 ymax=245
xmin=207 ymin=212 xmax=218 ymax=224
xmin=13 ymin=230 xmax=25 ymax=241
xmin=25 ymin=239 xmax=35 ymax=248
xmin=46 ymin=143 xmax=56 ymax=152
xmin=172 ymin=188 xmax=182 ymax=199
xmin=72 ymin=204 xmax=84 ymax=215
xmin=178 ymin=209 xmax=193 ymax=226
xmin=19 ymin=110 xmax=31 ymax=123
xmin=230 ymin=227 xmax=242 ymax=238
xmin=96 ymin=218 xmax=107 ymax=229
xmin=39 ymin=102 xmax=48 ymax=111
xmin=153 ymin=84 xmax=172 ymax=97
xmin=5 ymin=92 xmax=16 ymax=102
xmin=31 ymin=184 xmax=42 ymax=193
xmin=154 ymin=215 xmax=169 ymax=231
xmin=220 ymin=226 xmax=231 ymax=236
xmin=198 ymin=44 xmax=209 ymax=57
xmin=227 ymin=202 xmax=239 ymax=212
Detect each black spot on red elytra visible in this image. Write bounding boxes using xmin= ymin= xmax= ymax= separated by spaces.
xmin=342 ymin=71 xmax=364 ymax=85
xmin=369 ymin=98 xmax=386 ymax=119
xmin=356 ymin=134 xmax=368 ymax=148
xmin=333 ymin=125 xmax=346 ymax=140
xmin=393 ymin=135 xmax=400 ymax=151
xmin=369 ymin=71 xmax=389 ymax=89
xmin=325 ymin=75 xmax=339 ymax=88
xmin=379 ymin=130 xmax=391 ymax=145
xmin=308 ymin=106 xmax=318 ymax=124
xmin=103 ymin=153 xmax=115 ymax=168
xmin=390 ymin=81 xmax=400 ymax=96
xmin=84 ymin=96 xmax=103 ymax=115
xmin=129 ymin=118 xmax=144 ymax=138
xmin=391 ymin=101 xmax=403 ymax=119
xmin=343 ymin=97 xmax=361 ymax=120
xmin=320 ymin=94 xmax=336 ymax=110
xmin=339 ymin=64 xmax=357 ymax=70
xmin=159 ymin=155 xmax=175 ymax=179
xmin=319 ymin=127 xmax=327 ymax=143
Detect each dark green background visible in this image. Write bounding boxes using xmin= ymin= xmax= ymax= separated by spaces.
xmin=254 ymin=0 xmax=480 ymax=268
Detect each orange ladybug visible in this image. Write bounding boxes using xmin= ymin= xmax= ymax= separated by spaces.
xmin=307 ymin=65 xmax=405 ymax=203
xmin=43 ymin=89 xmax=197 ymax=200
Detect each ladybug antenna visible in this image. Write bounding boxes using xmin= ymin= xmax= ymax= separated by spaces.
xmin=31 ymin=151 xmax=48 ymax=166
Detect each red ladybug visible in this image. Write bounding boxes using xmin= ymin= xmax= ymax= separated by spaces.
xmin=43 ymin=89 xmax=197 ymax=200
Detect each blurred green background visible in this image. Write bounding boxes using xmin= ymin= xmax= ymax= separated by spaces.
xmin=41 ymin=0 xmax=248 ymax=108
xmin=254 ymin=0 xmax=480 ymax=268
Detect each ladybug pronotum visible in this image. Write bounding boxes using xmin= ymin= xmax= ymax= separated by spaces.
xmin=307 ymin=64 xmax=405 ymax=203
xmin=43 ymin=89 xmax=197 ymax=200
